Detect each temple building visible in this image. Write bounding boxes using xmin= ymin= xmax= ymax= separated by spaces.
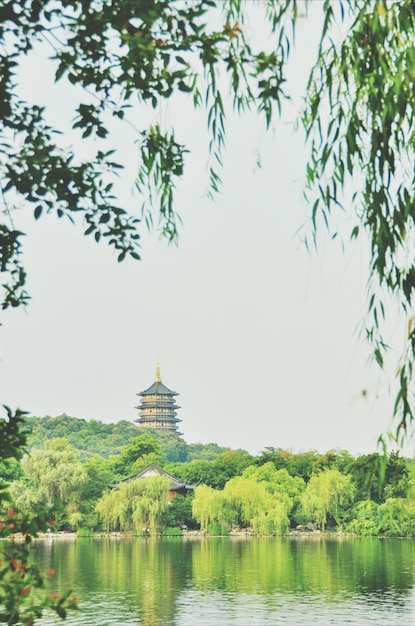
xmin=135 ymin=361 xmax=182 ymax=434
xmin=109 ymin=464 xmax=193 ymax=500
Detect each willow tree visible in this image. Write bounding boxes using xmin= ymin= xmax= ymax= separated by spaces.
xmin=224 ymin=473 xmax=294 ymax=534
xmin=223 ymin=476 xmax=266 ymax=527
xmin=192 ymin=474 xmax=293 ymax=534
xmin=96 ymin=476 xmax=170 ymax=534
xmin=301 ymin=469 xmax=355 ymax=531
xmin=243 ymin=463 xmax=305 ymax=499
xmin=251 ymin=499 xmax=290 ymax=536
xmin=130 ymin=476 xmax=170 ymax=535
xmin=95 ymin=489 xmax=121 ymax=532
xmin=192 ymin=484 xmax=225 ymax=531
xmin=3 ymin=2 xmax=415 ymax=437
xmin=376 ymin=498 xmax=415 ymax=537
xmin=22 ymin=439 xmax=87 ymax=506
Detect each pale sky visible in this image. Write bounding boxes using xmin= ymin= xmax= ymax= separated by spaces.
xmin=1 ymin=4 xmax=408 ymax=457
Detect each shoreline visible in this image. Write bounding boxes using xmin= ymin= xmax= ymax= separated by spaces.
xmin=33 ymin=528 xmax=360 ymax=540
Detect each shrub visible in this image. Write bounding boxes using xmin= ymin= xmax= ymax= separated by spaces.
xmin=76 ymin=527 xmax=93 ymax=537
xmin=345 ymin=501 xmax=379 ymax=536
xmin=162 ymin=527 xmax=183 ymax=536
xmin=207 ymin=522 xmax=229 ymax=536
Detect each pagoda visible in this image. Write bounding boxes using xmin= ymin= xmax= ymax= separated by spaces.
xmin=135 ymin=361 xmax=182 ymax=434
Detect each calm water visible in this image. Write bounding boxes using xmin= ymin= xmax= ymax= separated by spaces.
xmin=33 ymin=536 xmax=415 ymax=625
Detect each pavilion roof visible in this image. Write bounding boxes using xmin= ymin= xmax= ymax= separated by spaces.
xmin=138 ymin=380 xmax=178 ymax=396
xmin=109 ymin=463 xmax=195 ymax=491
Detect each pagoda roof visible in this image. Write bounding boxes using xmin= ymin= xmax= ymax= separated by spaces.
xmin=137 ymin=415 xmax=182 ymax=423
xmin=138 ymin=360 xmax=179 ymax=396
xmin=138 ymin=380 xmax=178 ymax=396
xmin=109 ymin=464 xmax=194 ymax=491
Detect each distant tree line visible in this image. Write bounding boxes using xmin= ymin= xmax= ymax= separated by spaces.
xmin=2 ymin=415 xmax=415 ymax=538
xmin=25 ymin=414 xmax=233 ymax=462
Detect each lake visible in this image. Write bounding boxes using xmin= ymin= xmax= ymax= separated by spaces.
xmin=33 ymin=535 xmax=415 ymax=625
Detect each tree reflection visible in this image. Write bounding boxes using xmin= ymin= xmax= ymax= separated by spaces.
xmin=33 ymin=537 xmax=415 ymax=624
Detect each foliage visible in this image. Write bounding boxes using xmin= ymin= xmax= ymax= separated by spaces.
xmin=383 ymin=452 xmax=410 ymax=498
xmin=94 ymin=490 xmax=116 ymax=533
xmin=25 ymin=416 xmax=240 ymax=464
xmin=143 ymin=431 xmax=189 ymax=463
xmin=224 ymin=476 xmax=268 ymax=528
xmin=0 ymin=407 xmax=78 ymax=625
xmin=167 ymin=460 xmax=216 ymax=487
xmin=161 ymin=494 xmax=196 ymax=530
xmin=301 ymin=0 xmax=415 ymax=443
xmin=95 ymin=475 xmax=170 ymax=535
xmin=7 ymin=481 xmax=47 ymax=521
xmin=347 ymin=451 xmax=409 ymax=503
xmin=192 ymin=484 xmax=225 ymax=532
xmin=9 ymin=451 xmax=112 ymax=531
xmin=192 ymin=469 xmax=293 ymax=535
xmin=161 ymin=527 xmax=183 ymax=537
xmin=131 ymin=476 xmax=171 ymax=535
xmin=0 ymin=0 xmax=294 ymax=314
xmin=213 ymin=451 xmax=254 ymax=489
xmin=243 ymin=463 xmax=305 ymax=499
xmin=311 ymin=450 xmax=354 ymax=475
xmin=110 ymin=434 xmax=163 ymax=478
xmin=186 ymin=442 xmax=235 ymax=462
xmin=76 ymin=527 xmax=93 ymax=537
xmin=0 ymin=457 xmax=24 ymax=484
xmin=206 ymin=523 xmax=229 ymax=536
xmin=346 ymin=500 xmax=380 ymax=536
xmin=347 ymin=498 xmax=415 ymax=537
xmin=405 ymin=459 xmax=415 ymax=499
xmin=251 ymin=499 xmax=290 ymax=536
xmin=75 ymin=456 xmax=115 ymax=528
xmin=22 ymin=439 xmax=86 ymax=505
xmin=167 ymin=449 xmax=254 ymax=490
xmin=242 ymin=463 xmax=305 ymax=530
xmin=301 ymin=469 xmax=355 ymax=530
xmin=224 ymin=473 xmax=292 ymax=535
xmin=9 ymin=439 xmax=92 ymax=530
xmin=0 ymin=408 xmax=29 ymax=461
xmin=79 ymin=456 xmax=115 ymax=502
xmin=256 ymin=448 xmax=330 ymax=482
xmin=148 ymin=435 xmax=238 ymax=463
xmin=376 ymin=498 xmax=415 ymax=537
xmin=26 ymin=416 xmax=142 ymax=459
xmin=117 ymin=434 xmax=162 ymax=467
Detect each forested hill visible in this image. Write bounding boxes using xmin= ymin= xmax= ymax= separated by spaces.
xmin=25 ymin=414 xmax=236 ymax=462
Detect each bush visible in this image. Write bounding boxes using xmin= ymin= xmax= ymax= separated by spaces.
xmin=345 ymin=501 xmax=379 ymax=536
xmin=207 ymin=522 xmax=229 ymax=536
xmin=76 ymin=527 xmax=93 ymax=537
xmin=161 ymin=494 xmax=196 ymax=529
xmin=377 ymin=498 xmax=415 ymax=537
xmin=162 ymin=527 xmax=183 ymax=536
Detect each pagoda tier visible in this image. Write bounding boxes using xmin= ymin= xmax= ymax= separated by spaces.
xmin=135 ymin=362 xmax=182 ymax=435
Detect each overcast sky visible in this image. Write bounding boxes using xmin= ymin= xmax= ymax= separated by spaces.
xmin=1 ymin=3 xmax=408 ymax=457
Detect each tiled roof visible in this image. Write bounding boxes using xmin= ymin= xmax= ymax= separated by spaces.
xmin=139 ymin=381 xmax=178 ymax=396
xmin=109 ymin=463 xmax=194 ymax=491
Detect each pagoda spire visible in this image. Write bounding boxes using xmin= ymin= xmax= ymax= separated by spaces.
xmin=155 ymin=357 xmax=161 ymax=382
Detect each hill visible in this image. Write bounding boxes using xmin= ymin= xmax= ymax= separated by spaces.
xmin=25 ymin=414 xmax=237 ymax=462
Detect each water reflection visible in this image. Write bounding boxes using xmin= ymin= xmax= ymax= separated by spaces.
xmin=33 ymin=536 xmax=415 ymax=625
